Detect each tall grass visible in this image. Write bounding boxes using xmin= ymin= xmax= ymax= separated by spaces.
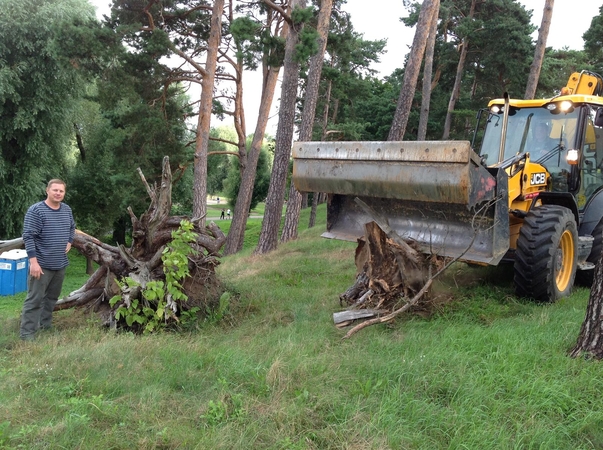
xmin=1 ymin=204 xmax=602 ymax=449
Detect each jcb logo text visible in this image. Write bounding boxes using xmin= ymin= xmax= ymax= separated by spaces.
xmin=530 ymin=172 xmax=546 ymax=185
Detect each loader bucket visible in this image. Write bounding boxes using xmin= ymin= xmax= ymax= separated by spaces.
xmin=292 ymin=141 xmax=510 ymax=265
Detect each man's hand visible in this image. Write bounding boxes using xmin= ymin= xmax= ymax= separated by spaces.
xmin=66 ymin=242 xmax=71 ymax=253
xmin=29 ymin=258 xmax=43 ymax=279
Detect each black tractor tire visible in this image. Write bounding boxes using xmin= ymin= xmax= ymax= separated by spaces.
xmin=514 ymin=205 xmax=578 ymax=302
xmin=576 ymin=217 xmax=603 ymax=287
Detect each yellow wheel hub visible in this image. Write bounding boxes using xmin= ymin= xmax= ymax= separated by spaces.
xmin=555 ymin=230 xmax=575 ymax=291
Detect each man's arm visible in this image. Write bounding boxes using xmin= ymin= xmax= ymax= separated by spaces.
xmin=23 ymin=205 xmax=44 ymax=278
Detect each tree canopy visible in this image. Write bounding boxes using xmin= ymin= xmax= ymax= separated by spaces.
xmin=0 ymin=0 xmax=96 ymax=238
xmin=3 ymin=0 xmax=602 ymax=252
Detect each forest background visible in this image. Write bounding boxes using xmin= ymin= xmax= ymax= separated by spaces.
xmin=2 ymin=0 xmax=603 ymax=257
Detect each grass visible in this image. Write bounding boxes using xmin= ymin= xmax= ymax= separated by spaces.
xmin=1 ymin=203 xmax=603 ymax=449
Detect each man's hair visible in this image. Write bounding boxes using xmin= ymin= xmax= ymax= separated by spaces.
xmin=47 ymin=179 xmax=66 ymax=189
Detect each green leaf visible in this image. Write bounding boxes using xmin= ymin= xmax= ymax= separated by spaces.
xmin=109 ymin=295 xmax=121 ymax=307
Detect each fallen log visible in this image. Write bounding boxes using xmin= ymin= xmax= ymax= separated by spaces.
xmin=0 ymin=238 xmax=24 ymax=253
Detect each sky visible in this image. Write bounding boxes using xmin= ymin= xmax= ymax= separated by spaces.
xmin=342 ymin=0 xmax=602 ymax=77
xmin=90 ymin=0 xmax=603 ymax=134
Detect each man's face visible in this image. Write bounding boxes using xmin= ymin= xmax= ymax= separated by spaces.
xmin=46 ymin=183 xmax=66 ymax=203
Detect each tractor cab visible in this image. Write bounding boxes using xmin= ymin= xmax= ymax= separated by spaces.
xmin=475 ymin=73 xmax=603 ymax=213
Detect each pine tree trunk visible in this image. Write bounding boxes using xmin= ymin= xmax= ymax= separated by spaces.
xmin=417 ymin=0 xmax=439 ymax=140
xmin=570 ymin=248 xmax=603 ymax=359
xmin=255 ymin=0 xmax=305 ymax=255
xmin=441 ymin=0 xmax=475 ymax=140
xmin=388 ymin=0 xmax=439 ymax=141
xmin=224 ymin=67 xmax=281 ymax=255
xmin=193 ymin=0 xmax=224 ymax=227
xmin=281 ymin=0 xmax=333 ymax=243
xmin=308 ymin=192 xmax=318 ymax=228
xmin=320 ymin=76 xmax=332 ymax=139
xmin=223 ymin=8 xmax=286 ymax=256
xmin=524 ymin=0 xmax=554 ymax=99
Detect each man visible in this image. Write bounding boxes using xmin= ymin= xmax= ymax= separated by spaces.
xmin=20 ymin=179 xmax=75 ymax=340
xmin=530 ymin=122 xmax=558 ymax=160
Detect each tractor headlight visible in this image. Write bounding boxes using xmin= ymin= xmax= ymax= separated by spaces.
xmin=566 ymin=149 xmax=579 ymax=165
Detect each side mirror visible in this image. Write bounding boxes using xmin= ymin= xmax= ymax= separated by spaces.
xmin=595 ymin=108 xmax=603 ymax=127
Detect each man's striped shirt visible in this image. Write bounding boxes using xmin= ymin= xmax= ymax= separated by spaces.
xmin=23 ymin=201 xmax=76 ymax=270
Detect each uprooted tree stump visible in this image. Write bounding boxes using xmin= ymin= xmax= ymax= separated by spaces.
xmin=333 ymin=198 xmax=456 ymax=339
xmin=334 ymin=221 xmax=440 ymax=336
xmin=56 ymin=156 xmax=226 ymax=326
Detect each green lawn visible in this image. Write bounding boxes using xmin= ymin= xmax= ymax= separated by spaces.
xmin=1 ymin=203 xmax=602 ymax=449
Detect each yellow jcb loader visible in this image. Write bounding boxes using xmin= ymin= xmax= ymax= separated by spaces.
xmin=292 ymin=71 xmax=603 ymax=302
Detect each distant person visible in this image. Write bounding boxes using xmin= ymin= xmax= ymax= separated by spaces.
xmin=220 ymin=209 xmax=225 ymax=220
xmin=217 ymin=197 xmax=220 ymax=204
xmin=227 ymin=209 xmax=231 ymax=219
xmin=20 ymin=179 xmax=76 ymax=341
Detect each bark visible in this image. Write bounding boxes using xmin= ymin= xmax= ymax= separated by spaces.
xmin=417 ymin=0 xmax=439 ymax=140
xmin=73 ymin=123 xmax=86 ymax=162
xmin=224 ymin=10 xmax=286 ymax=255
xmin=524 ymin=0 xmax=554 ymax=99
xmin=441 ymin=0 xmax=475 ymax=140
xmin=281 ymin=0 xmax=333 ymax=243
xmin=388 ymin=0 xmax=439 ymax=141
xmin=0 ymin=238 xmax=25 ymax=253
xmin=193 ymin=0 xmax=224 ymax=227
xmin=320 ymin=75 xmax=332 ymax=140
xmin=255 ymin=0 xmax=306 ymax=255
xmin=570 ymin=247 xmax=603 ymax=359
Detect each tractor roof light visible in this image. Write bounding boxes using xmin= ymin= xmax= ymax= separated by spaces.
xmin=559 ymin=100 xmax=574 ymax=112
xmin=490 ymin=105 xmax=502 ymax=114
xmin=567 ymin=149 xmax=579 ymax=165
xmin=547 ymin=100 xmax=574 ymax=112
